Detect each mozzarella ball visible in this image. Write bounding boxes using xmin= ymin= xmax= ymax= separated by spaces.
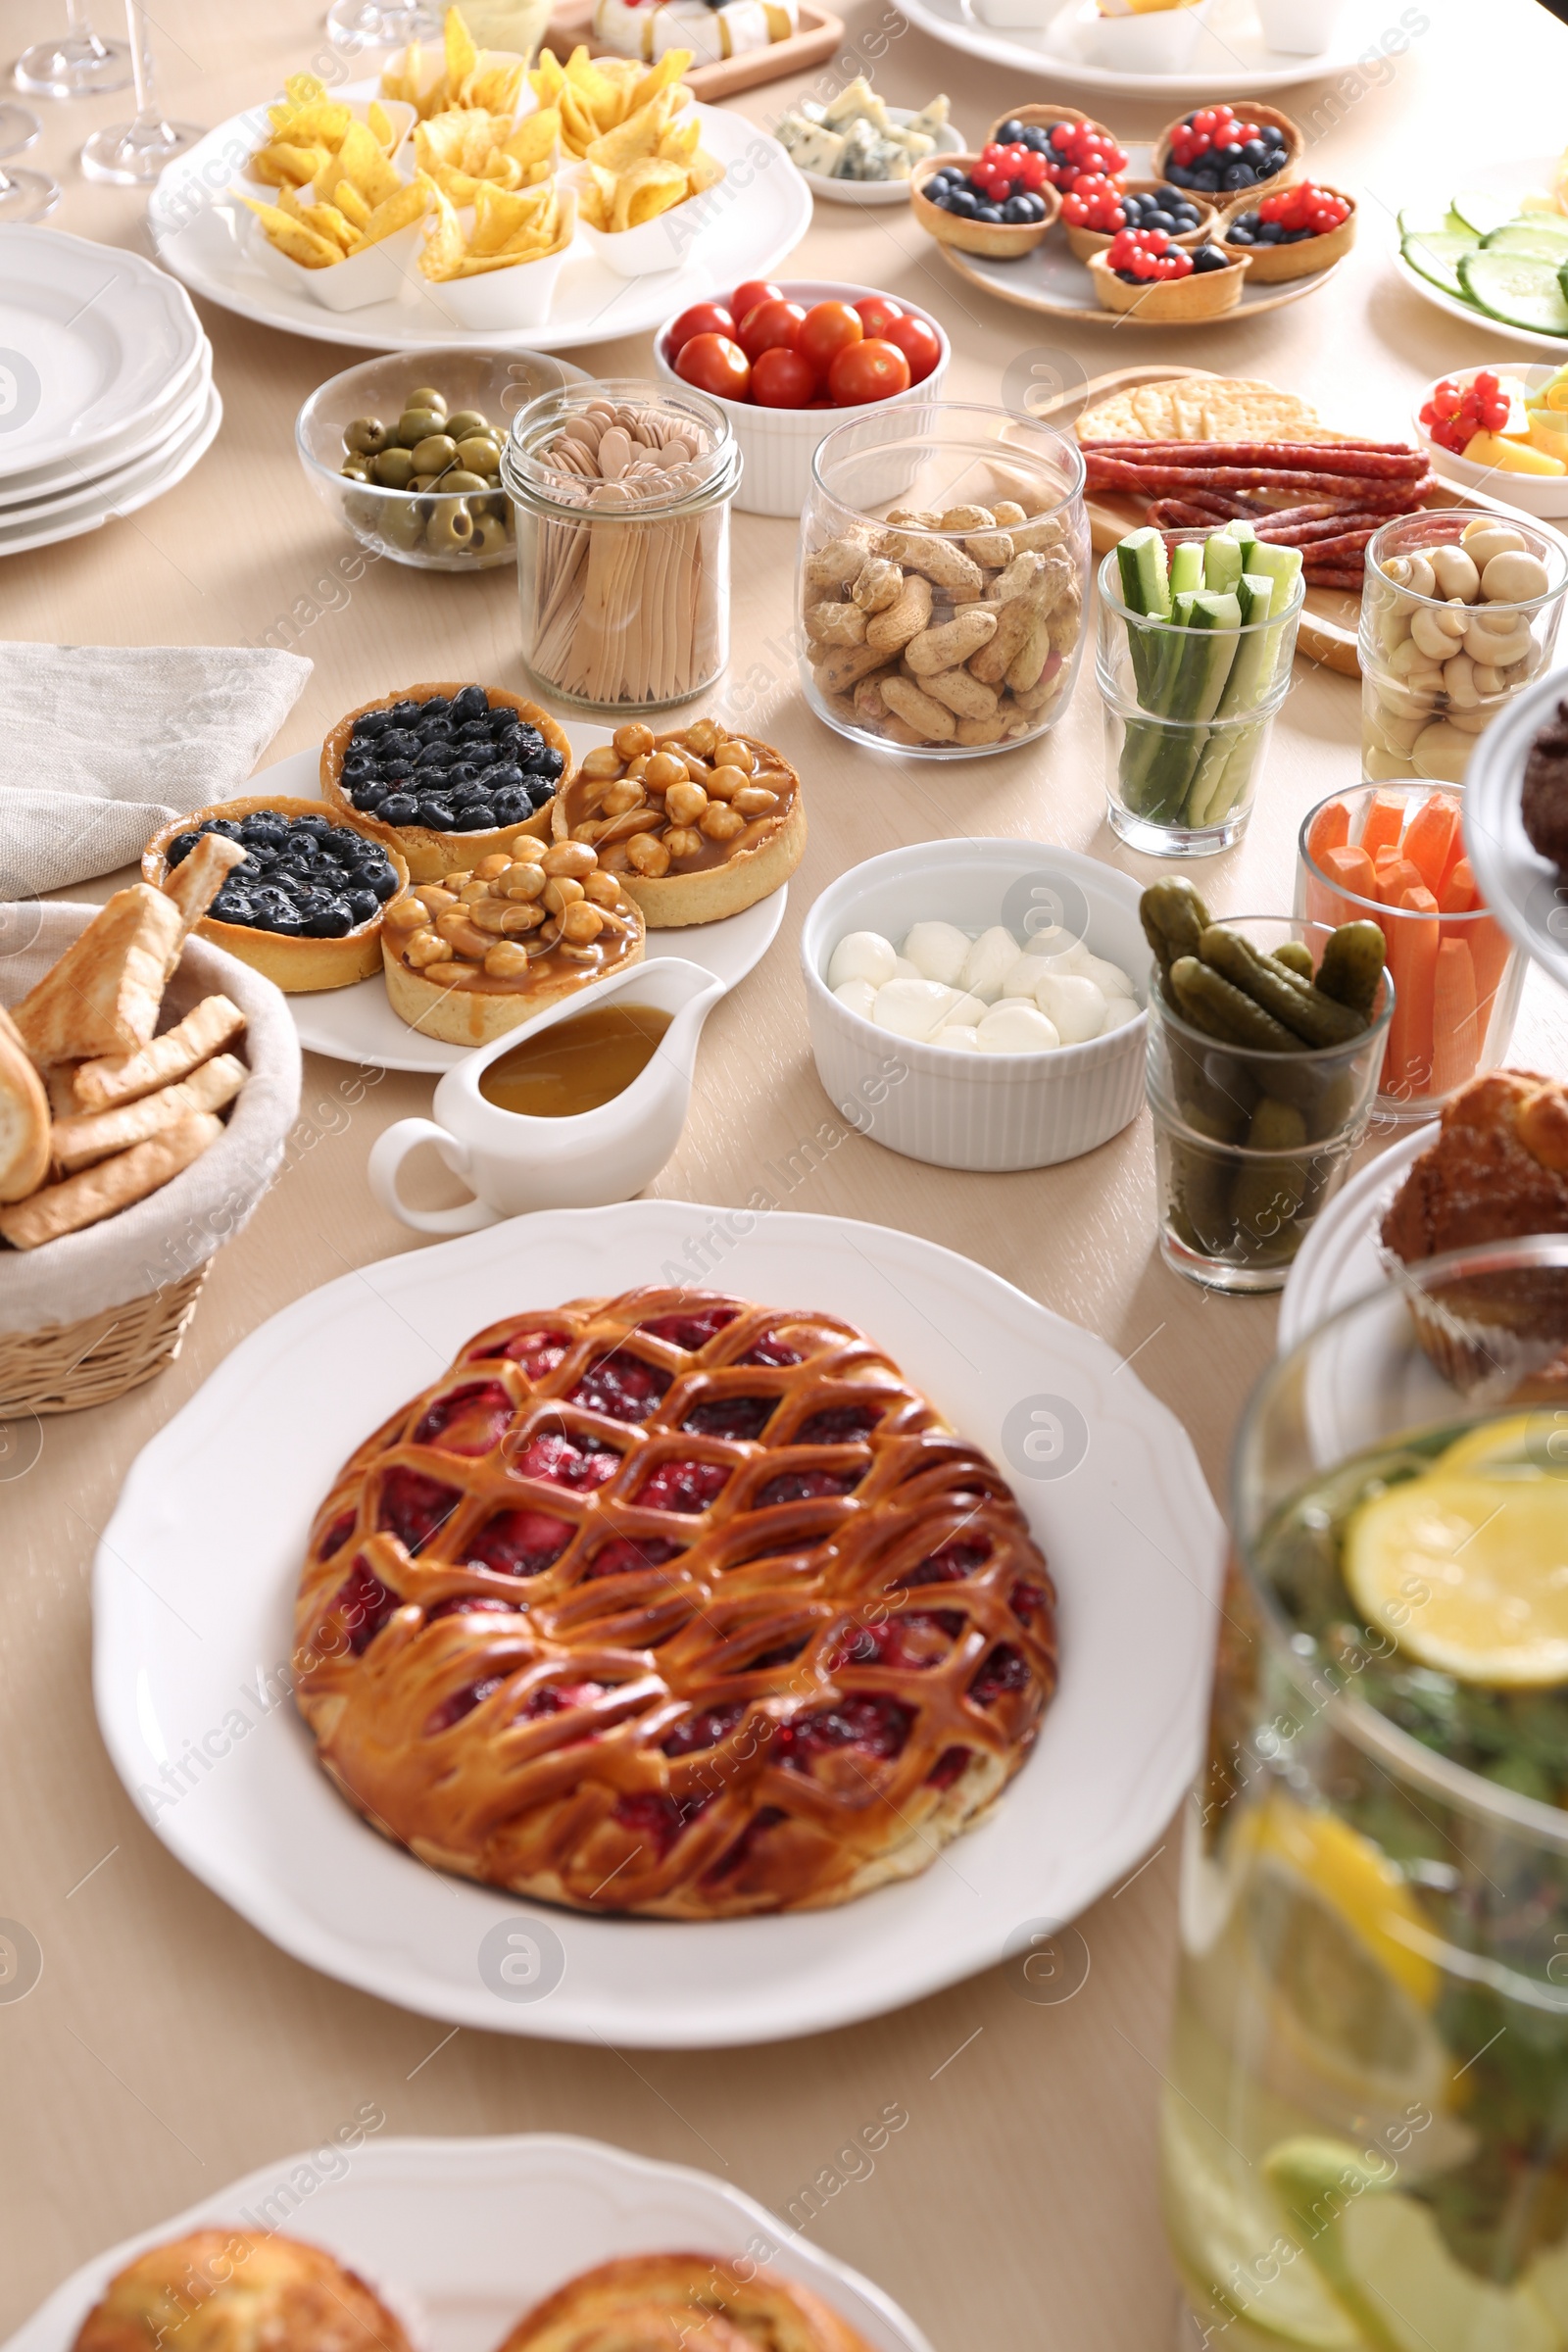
xmin=902 ymin=919 xmax=972 ymax=988
xmin=1037 ymin=937 xmax=1095 ymax=977
xmin=1034 ymin=972 xmax=1106 ymax=1044
xmin=873 ymin=978 xmax=960 ymax=1040
xmin=1100 ymin=995 xmax=1141 ymax=1033
xmin=938 ymin=1024 xmax=979 ymax=1053
xmin=1076 ymin=952 xmax=1137 ymax=1000
xmin=943 ymin=991 xmax=990 ymax=1030
xmin=977 ymin=1003 xmax=1059 ymax=1054
xmin=959 ymin=925 xmax=1024 ymax=1004
xmin=1017 ymin=921 xmax=1076 ymax=960
xmin=999 ymin=955 xmax=1054 ymax=1001
xmin=890 ymin=956 xmax=923 ymax=981
xmin=833 ymin=978 xmax=879 ymax=1022
xmin=828 ymin=930 xmax=896 ymax=991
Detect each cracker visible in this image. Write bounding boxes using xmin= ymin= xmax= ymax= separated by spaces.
xmin=73 ymin=995 xmax=246 ymax=1113
xmin=1076 ymin=376 xmax=1341 ymax=445
xmin=0 ymin=1111 xmax=222 ymax=1250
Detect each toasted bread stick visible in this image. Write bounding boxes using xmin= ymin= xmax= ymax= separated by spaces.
xmin=0 ymin=1110 xmax=222 ymax=1250
xmin=72 ymin=995 xmax=245 ymax=1113
xmin=51 ymin=1052 xmax=245 ymax=1172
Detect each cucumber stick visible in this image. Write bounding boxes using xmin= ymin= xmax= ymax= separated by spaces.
xmin=1123 ymin=593 xmax=1242 ymax=821
xmin=1203 ymin=533 xmax=1244 ymax=593
xmin=1115 ymin=526 xmax=1172 ymax=706
xmin=1169 ymin=540 xmax=1204 ymax=598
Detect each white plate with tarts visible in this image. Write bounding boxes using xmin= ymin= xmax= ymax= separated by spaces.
xmin=223 ymin=738 xmax=788 ymax=1072
xmin=889 ymin=0 xmax=1389 ymax=99
xmin=1 ymin=2132 xmax=933 ymax=2352
xmin=92 ymin=1199 xmax=1222 ymax=2048
xmin=146 ymin=81 xmax=810 ymax=357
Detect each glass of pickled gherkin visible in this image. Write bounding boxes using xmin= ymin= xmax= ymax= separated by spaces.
xmin=1145 ymin=911 xmax=1393 ymax=1294
xmin=1169 ymin=1236 xmax=1568 ymax=2352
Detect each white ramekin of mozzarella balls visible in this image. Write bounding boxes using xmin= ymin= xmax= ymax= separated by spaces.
xmin=800 ymin=839 xmax=1149 ymax=1171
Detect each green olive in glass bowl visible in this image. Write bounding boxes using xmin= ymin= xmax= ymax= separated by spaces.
xmin=294 ymin=347 xmax=588 ymax=573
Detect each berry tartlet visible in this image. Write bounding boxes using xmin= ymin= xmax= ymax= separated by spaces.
xmin=553 ymin=716 xmax=806 ymax=927
xmin=70 ymin=2231 xmax=415 ymax=2352
xmin=982 ymin=106 xmax=1126 ymax=194
xmin=291 ymin=1287 xmax=1058 ymax=1918
xmin=380 ymin=837 xmax=646 ymax=1046
xmin=1153 ymin=101 xmax=1301 ymax=200
xmin=1222 ymin=183 xmax=1356 ymax=281
xmin=1062 ymin=177 xmax=1216 ymax=262
xmin=1089 ymin=229 xmax=1250 ymax=320
xmin=911 ymin=150 xmax=1058 ymax=259
xmin=141 ymin=797 xmax=407 ymax=992
xmin=320 ymin=680 xmax=571 ymax=885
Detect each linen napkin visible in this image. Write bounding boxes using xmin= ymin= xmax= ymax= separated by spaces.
xmin=0 ymin=642 xmax=312 ymax=897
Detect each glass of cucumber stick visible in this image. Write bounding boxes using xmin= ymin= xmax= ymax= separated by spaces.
xmin=1098 ymin=522 xmax=1305 ymax=857
xmin=1142 ymin=879 xmax=1393 ymax=1293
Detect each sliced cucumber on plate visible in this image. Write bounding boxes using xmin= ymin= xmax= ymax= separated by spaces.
xmin=1397 ymin=204 xmax=1473 ymax=243
xmin=1450 ymin=189 xmax=1522 ymax=239
xmin=1401 ymin=231 xmax=1477 ymax=297
xmin=1457 ymin=247 xmax=1568 ymax=335
xmin=1484 ymin=219 xmax=1568 ymax=260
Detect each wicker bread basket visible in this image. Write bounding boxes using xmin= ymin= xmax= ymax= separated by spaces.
xmin=0 ymin=902 xmax=302 ymax=1417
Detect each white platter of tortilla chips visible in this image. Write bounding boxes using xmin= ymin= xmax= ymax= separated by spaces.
xmin=147 ymin=54 xmax=807 ymax=352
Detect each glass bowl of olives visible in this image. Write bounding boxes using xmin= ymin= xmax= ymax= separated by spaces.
xmin=295 ymin=346 xmax=588 ymax=572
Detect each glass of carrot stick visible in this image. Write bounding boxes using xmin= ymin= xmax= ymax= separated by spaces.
xmin=1296 ymin=782 xmax=1525 ymax=1120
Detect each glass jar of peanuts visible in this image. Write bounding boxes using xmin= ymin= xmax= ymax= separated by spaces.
xmin=502 ymin=378 xmax=742 ymax=717
xmin=798 ymin=405 xmax=1090 ymax=758
xmin=1359 ymin=512 xmax=1568 ymax=785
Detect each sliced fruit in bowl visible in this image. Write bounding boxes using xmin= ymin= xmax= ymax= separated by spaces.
xmin=1412 ymin=362 xmax=1568 ymax=514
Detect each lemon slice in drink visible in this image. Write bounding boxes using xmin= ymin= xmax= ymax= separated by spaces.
xmin=1344 ymin=1437 xmax=1568 ymax=1688
xmin=1161 ymin=2101 xmax=1358 ymax=2348
xmin=1264 ymin=2140 xmax=1559 ymax=2352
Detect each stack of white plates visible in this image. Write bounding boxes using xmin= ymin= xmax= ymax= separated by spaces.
xmin=0 ymin=224 xmax=220 ymax=557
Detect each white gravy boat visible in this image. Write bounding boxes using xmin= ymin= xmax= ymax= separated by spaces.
xmin=368 ymin=956 xmax=723 ymax=1235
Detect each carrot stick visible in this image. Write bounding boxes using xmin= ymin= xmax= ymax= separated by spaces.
xmin=1436 ymin=808 xmax=1469 ymax=898
xmin=1377 ymin=855 xmax=1425 ymax=906
xmin=1468 ymin=910 xmax=1512 ymax=1031
xmin=1403 ymin=796 xmax=1459 ymax=896
xmin=1318 ymin=844 xmax=1378 ymax=926
xmin=1383 ymin=883 xmax=1440 ymax=1099
xmin=1440 ymin=857 xmax=1478 ymax=916
xmin=1307 ymin=798 xmax=1351 ymax=865
xmin=1361 ymin=793 xmax=1407 ymax=861
xmin=1430 ymin=938 xmax=1480 ymax=1097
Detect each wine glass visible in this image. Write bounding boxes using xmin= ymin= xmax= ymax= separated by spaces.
xmin=79 ymin=0 xmax=202 ymax=185
xmin=323 ymin=0 xmax=443 ymax=47
xmin=0 ymin=105 xmax=59 ymax=220
xmin=14 ymin=2 xmax=131 ymax=99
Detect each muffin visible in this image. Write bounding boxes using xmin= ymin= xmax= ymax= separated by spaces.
xmin=71 ymin=2230 xmax=413 ymax=2352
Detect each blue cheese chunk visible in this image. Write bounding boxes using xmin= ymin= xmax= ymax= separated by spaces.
xmin=777 ymin=116 xmax=847 ymax=175
xmin=823 ymin=74 xmax=889 ymax=133
xmin=906 ymin=95 xmax=952 ymax=141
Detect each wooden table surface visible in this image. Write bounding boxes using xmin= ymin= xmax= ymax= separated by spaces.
xmin=5 ymin=0 xmax=1568 ymax=2341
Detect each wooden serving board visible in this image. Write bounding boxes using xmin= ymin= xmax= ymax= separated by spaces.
xmin=540 ymin=0 xmax=844 ymax=101
xmin=1032 ymin=362 xmax=1538 ymax=679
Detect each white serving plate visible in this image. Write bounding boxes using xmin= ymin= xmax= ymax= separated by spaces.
xmin=147 ymin=87 xmax=809 ymax=356
xmin=1 ymin=2133 xmax=932 ymax=2352
xmin=232 ymin=741 xmax=786 ymax=1073
xmin=0 ymin=380 xmax=222 ymax=559
xmin=890 ymin=0 xmax=1382 ymax=98
xmin=93 ymin=1200 xmax=1222 ymax=2048
xmin=1278 ymin=1125 xmax=1432 ymax=1354
xmin=1463 ymin=662 xmax=1568 ymax=996
xmin=1391 ymin=155 xmax=1568 ymax=356
xmin=0 ymin=224 xmax=204 ymax=475
xmin=795 ymin=108 xmax=964 ymax=207
xmin=1411 ymin=362 xmax=1568 ymax=520
xmin=0 ymin=354 xmax=211 ymax=521
xmin=0 ymin=337 xmax=210 ymax=507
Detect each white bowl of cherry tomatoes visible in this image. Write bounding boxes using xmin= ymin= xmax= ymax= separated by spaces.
xmin=654 ymin=276 xmax=950 ymax=519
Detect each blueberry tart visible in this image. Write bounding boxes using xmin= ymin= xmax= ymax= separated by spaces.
xmin=141 ymin=797 xmax=408 ymax=992
xmin=319 ymin=679 xmax=572 ymax=884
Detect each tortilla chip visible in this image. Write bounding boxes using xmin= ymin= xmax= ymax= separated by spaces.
xmin=444 ymin=3 xmax=479 ymax=89
xmin=504 ymin=108 xmax=559 ymax=169
xmin=576 ymin=178 xmax=609 ymax=230
xmin=1075 ymin=376 xmax=1340 ymax=444
xmin=657 ymin=114 xmax=699 ymax=166
xmin=586 ymin=86 xmax=682 ymax=175
xmin=333 ymin=178 xmax=372 ymax=230
xmin=274 ymin=97 xmax=353 ymax=145
xmin=631 ymin=50 xmax=691 ymax=110
xmin=250 ymin=139 xmax=329 ymax=187
xmin=368 ymin=98 xmax=397 ymax=151
xmin=468 ymin=177 xmax=553 ymax=254
xmin=685 ymin=146 xmax=723 ymax=195
xmin=463 ymin=60 xmax=525 ymax=115
xmin=297 ymin=197 xmax=359 ymax=249
xmin=419 ymin=180 xmax=469 ymax=278
xmin=358 ymin=173 xmax=432 ymax=248
xmin=333 ymin=116 xmax=402 ymax=204
xmin=240 ymin=193 xmax=343 ymax=267
xmin=607 ymin=155 xmax=687 ymax=231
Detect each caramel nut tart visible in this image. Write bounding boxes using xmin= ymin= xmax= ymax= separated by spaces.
xmin=553 ymin=717 xmax=806 ymax=929
xmin=320 ymin=680 xmax=571 ymax=885
xmin=381 ymin=838 xmax=646 ymax=1046
xmin=142 ymin=797 xmax=408 ymax=993
xmin=498 ymin=2253 xmax=877 ymax=2352
xmin=291 ymin=1286 xmax=1058 ymax=1918
xmin=70 ymin=2230 xmax=415 ymax=2352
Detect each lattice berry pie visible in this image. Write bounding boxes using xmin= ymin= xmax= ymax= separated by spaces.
xmin=292 ymin=1287 xmax=1057 ymax=1917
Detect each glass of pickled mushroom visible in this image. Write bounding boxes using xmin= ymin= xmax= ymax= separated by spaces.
xmin=1143 ymin=877 xmax=1392 ymax=1292
xmin=1359 ymin=513 xmax=1568 ymax=786
xmin=1169 ymin=1233 xmax=1568 ymax=2352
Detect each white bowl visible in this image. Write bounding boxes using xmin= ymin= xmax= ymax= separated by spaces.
xmin=572 ymin=163 xmax=728 ymax=278
xmin=800 ymin=840 xmax=1148 ymax=1172
xmin=794 ymin=107 xmax=965 ymax=208
xmin=418 ymin=192 xmax=577 ymax=330
xmin=970 ymin=0 xmax=1063 ymax=24
xmin=1412 ymin=362 xmax=1568 ymax=518
xmin=1254 ymin=0 xmax=1341 ymax=53
xmin=1071 ymin=0 xmax=1215 ymax=70
xmin=254 ymin=216 xmax=424 ymax=312
xmin=654 ymin=279 xmax=951 ymax=519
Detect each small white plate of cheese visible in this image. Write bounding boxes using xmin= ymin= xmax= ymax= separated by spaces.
xmin=776 ymin=77 xmax=963 ymax=205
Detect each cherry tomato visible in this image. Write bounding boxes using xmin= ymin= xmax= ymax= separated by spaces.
xmin=665 ymin=300 xmax=735 ymax=357
xmin=674 ymin=332 xmax=751 ymax=402
xmin=796 ymin=300 xmax=862 ymax=387
xmin=730 ymin=279 xmax=784 ymax=328
xmin=750 ymin=345 xmax=817 ymax=408
xmin=881 ymin=312 xmax=942 ymax=386
xmin=827 ymin=337 xmax=912 ymax=407
xmin=854 ymin=293 xmax=904 ymax=339
xmin=737 ymin=297 xmax=806 ymax=363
